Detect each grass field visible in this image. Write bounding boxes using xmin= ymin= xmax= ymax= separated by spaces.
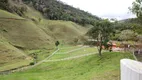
xmin=0 ymin=45 xmax=134 ymax=80
xmin=49 ymin=46 xmax=97 ymax=60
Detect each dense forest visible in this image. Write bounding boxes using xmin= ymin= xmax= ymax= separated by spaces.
xmin=24 ymin=0 xmax=101 ymax=25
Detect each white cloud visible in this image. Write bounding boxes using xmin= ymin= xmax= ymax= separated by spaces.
xmin=60 ymin=0 xmax=136 ymax=20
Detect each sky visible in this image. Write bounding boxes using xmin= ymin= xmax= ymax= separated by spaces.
xmin=60 ymin=0 xmax=136 ymax=20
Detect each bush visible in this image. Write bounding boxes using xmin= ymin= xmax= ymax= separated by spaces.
xmin=73 ymin=38 xmax=78 ymax=45
xmin=29 ymin=62 xmax=35 ymax=65
xmin=119 ymin=30 xmax=138 ymax=41
xmin=55 ymin=41 xmax=60 ymax=47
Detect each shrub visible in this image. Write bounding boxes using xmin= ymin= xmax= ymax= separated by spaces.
xmin=29 ymin=62 xmax=35 ymax=65
xmin=55 ymin=41 xmax=60 ymax=47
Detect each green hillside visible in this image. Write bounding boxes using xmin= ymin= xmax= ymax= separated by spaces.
xmin=0 ymin=9 xmax=23 ymax=19
xmin=38 ymin=19 xmax=89 ymax=44
xmin=0 ymin=35 xmax=31 ymax=71
xmin=0 ymin=11 xmax=53 ymax=49
xmin=0 ymin=7 xmax=90 ymax=71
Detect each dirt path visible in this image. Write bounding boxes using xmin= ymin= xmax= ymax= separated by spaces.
xmin=44 ymin=52 xmax=97 ymax=62
xmin=56 ymin=46 xmax=88 ymax=54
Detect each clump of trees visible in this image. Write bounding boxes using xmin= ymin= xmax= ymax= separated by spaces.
xmin=119 ymin=30 xmax=138 ymax=41
xmin=127 ymin=0 xmax=142 ymax=42
xmin=0 ymin=0 xmax=9 ymax=11
xmin=0 ymin=0 xmax=27 ymax=16
xmin=107 ymin=0 xmax=142 ymax=42
xmin=111 ymin=20 xmax=142 ymax=42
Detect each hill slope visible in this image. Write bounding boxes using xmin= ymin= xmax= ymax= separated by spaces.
xmin=0 ymin=7 xmax=90 ymax=71
xmin=0 ymin=0 xmax=95 ymax=71
xmin=0 ymin=10 xmax=53 ymax=49
xmin=0 ymin=34 xmax=31 ymax=71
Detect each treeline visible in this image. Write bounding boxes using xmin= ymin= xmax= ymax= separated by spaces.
xmin=23 ymin=0 xmax=101 ymax=25
xmin=110 ymin=18 xmax=142 ymax=41
xmin=118 ymin=18 xmax=142 ymax=34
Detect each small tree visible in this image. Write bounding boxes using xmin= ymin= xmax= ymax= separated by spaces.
xmin=55 ymin=41 xmax=60 ymax=48
xmin=32 ymin=53 xmax=38 ymax=64
xmin=87 ymin=20 xmax=115 ymax=56
xmin=73 ymin=37 xmax=78 ymax=45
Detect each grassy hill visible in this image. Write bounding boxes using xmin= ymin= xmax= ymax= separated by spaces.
xmin=0 ymin=7 xmax=90 ymax=71
xmin=0 ymin=10 xmax=53 ymax=49
xmin=0 ymin=9 xmax=23 ymax=19
xmin=0 ymin=7 xmax=89 ymax=47
xmin=38 ymin=19 xmax=89 ymax=44
xmin=0 ymin=35 xmax=31 ymax=71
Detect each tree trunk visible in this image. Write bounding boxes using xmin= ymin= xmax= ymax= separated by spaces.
xmin=99 ymin=46 xmax=102 ymax=56
xmin=98 ymin=37 xmax=103 ymax=56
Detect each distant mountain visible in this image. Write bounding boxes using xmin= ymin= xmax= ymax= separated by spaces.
xmin=119 ymin=18 xmax=142 ymax=24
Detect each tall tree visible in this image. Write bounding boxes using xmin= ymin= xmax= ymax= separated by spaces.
xmin=129 ymin=0 xmax=142 ymax=18
xmin=87 ymin=20 xmax=115 ymax=56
